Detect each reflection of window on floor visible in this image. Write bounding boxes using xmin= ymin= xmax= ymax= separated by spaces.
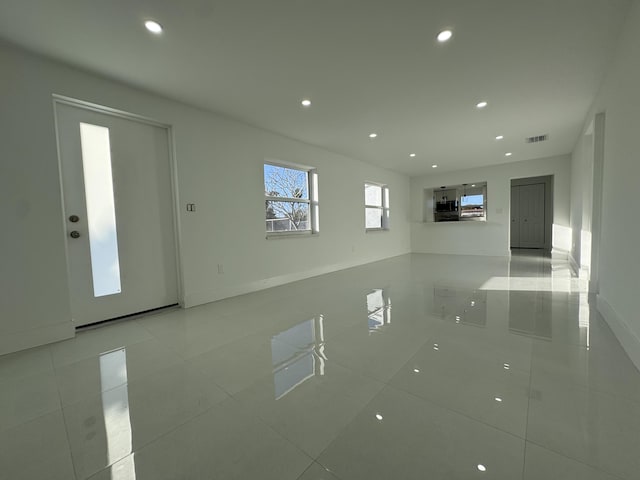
xmin=579 ymin=293 xmax=590 ymax=350
xmin=367 ymin=289 xmax=391 ymax=333
xmin=271 ymin=316 xmax=326 ymax=400
xmin=433 ymin=286 xmax=487 ymax=327
xmin=99 ymin=348 xmax=136 ymax=477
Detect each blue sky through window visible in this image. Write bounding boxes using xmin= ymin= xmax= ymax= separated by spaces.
xmin=461 ymin=194 xmax=483 ymax=206
xmin=264 ymin=164 xmax=308 ymax=198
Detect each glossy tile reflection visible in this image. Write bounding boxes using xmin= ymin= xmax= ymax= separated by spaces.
xmin=366 ymin=289 xmax=392 ymax=332
xmin=2 ymin=252 xmax=640 ymax=479
xmin=434 ymin=285 xmax=487 ymax=327
xmin=272 ymin=316 xmax=326 ymax=399
xmin=99 ymin=349 xmax=134 ymax=470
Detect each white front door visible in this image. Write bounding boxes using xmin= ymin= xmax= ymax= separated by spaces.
xmin=55 ymin=100 xmax=179 ymax=326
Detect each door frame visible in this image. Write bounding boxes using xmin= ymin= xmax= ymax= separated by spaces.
xmin=52 ymin=94 xmax=185 ymax=315
xmin=510 ymin=175 xmax=554 ymax=251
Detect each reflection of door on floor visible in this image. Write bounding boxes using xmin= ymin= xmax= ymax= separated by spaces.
xmin=511 ymin=183 xmax=545 ymax=249
xmin=55 ymin=100 xmax=179 ymax=327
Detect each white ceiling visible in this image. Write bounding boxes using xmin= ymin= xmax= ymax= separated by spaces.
xmin=0 ymin=0 xmax=632 ymax=176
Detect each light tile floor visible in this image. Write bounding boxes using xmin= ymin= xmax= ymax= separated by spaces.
xmin=2 ymin=251 xmax=640 ymax=479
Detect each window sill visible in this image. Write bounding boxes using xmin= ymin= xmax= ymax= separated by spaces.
xmin=266 ymin=231 xmax=319 ymax=240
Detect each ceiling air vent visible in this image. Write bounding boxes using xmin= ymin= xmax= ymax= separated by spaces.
xmin=525 ymin=134 xmax=549 ymax=144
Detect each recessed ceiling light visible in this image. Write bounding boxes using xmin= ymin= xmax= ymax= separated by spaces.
xmin=437 ymin=30 xmax=453 ymax=43
xmin=301 ymin=99 xmax=311 ymax=107
xmin=476 ymin=101 xmax=488 ymax=109
xmin=495 ymin=135 xmax=504 ymax=140
xmin=471 ymin=184 xmax=476 ymax=187
xmin=369 ymin=133 xmax=378 ymax=138
xmin=505 ymin=152 xmax=513 ymax=157
xmin=477 ymin=464 xmax=487 ymax=472
xmin=432 ymin=164 xmax=438 ymax=168
xmin=495 ymin=397 xmax=503 ymax=402
xmin=144 ymin=20 xmax=163 ymax=34
xmin=409 ymin=153 xmax=416 ymax=158
xmin=375 ymin=413 xmax=383 ymax=421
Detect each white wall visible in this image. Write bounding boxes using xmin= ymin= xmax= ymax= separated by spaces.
xmin=410 ymin=155 xmax=571 ymax=256
xmin=572 ymin=0 xmax=640 ymax=370
xmin=0 ymin=42 xmax=410 ymax=355
xmin=569 ymin=122 xmax=598 ymax=277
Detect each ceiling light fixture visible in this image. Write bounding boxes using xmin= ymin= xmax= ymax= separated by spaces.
xmin=432 ymin=164 xmax=438 ymax=168
xmin=476 ymin=101 xmax=488 ymax=109
xmin=477 ymin=465 xmax=487 ymax=472
xmin=495 ymin=135 xmax=504 ymax=140
xmin=437 ymin=30 xmax=453 ymax=43
xmin=369 ymin=133 xmax=378 ymax=139
xmin=144 ymin=20 xmax=163 ymax=34
xmin=301 ymin=99 xmax=311 ymax=107
xmin=505 ymin=152 xmax=513 ymax=157
xmin=409 ymin=153 xmax=416 ymax=158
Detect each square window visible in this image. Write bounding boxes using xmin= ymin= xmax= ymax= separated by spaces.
xmin=460 ymin=193 xmax=485 ymax=218
xmin=265 ymin=163 xmax=318 ymax=235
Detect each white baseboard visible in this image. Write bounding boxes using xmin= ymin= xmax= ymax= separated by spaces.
xmin=597 ymin=294 xmax=640 ymax=373
xmin=184 ymin=252 xmax=410 ymax=308
xmin=0 ymin=322 xmax=74 ymax=356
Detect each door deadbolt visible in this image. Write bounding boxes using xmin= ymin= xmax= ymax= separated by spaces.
xmin=69 ymin=215 xmax=80 ymax=223
xmin=70 ymin=231 xmax=81 ymax=239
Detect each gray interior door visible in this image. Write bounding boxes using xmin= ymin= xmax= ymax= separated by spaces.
xmin=511 ymin=183 xmax=546 ymax=249
xmin=510 ymin=186 xmax=520 ymax=248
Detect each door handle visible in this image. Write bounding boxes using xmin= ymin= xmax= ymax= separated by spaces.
xmin=70 ymin=231 xmax=81 ymax=239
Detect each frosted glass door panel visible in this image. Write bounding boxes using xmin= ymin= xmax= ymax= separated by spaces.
xmin=79 ymin=123 xmax=122 ymax=297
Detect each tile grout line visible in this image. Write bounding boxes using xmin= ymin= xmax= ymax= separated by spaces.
xmin=521 ymin=342 xmax=534 ymax=479
xmin=50 ymin=345 xmax=81 ymax=480
xmin=524 ymin=439 xmax=628 ymax=480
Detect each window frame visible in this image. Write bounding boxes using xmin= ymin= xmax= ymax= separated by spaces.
xmin=264 ymin=161 xmax=319 ymax=237
xmin=459 ymin=185 xmax=487 ymax=220
xmin=364 ymin=182 xmax=390 ymax=231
